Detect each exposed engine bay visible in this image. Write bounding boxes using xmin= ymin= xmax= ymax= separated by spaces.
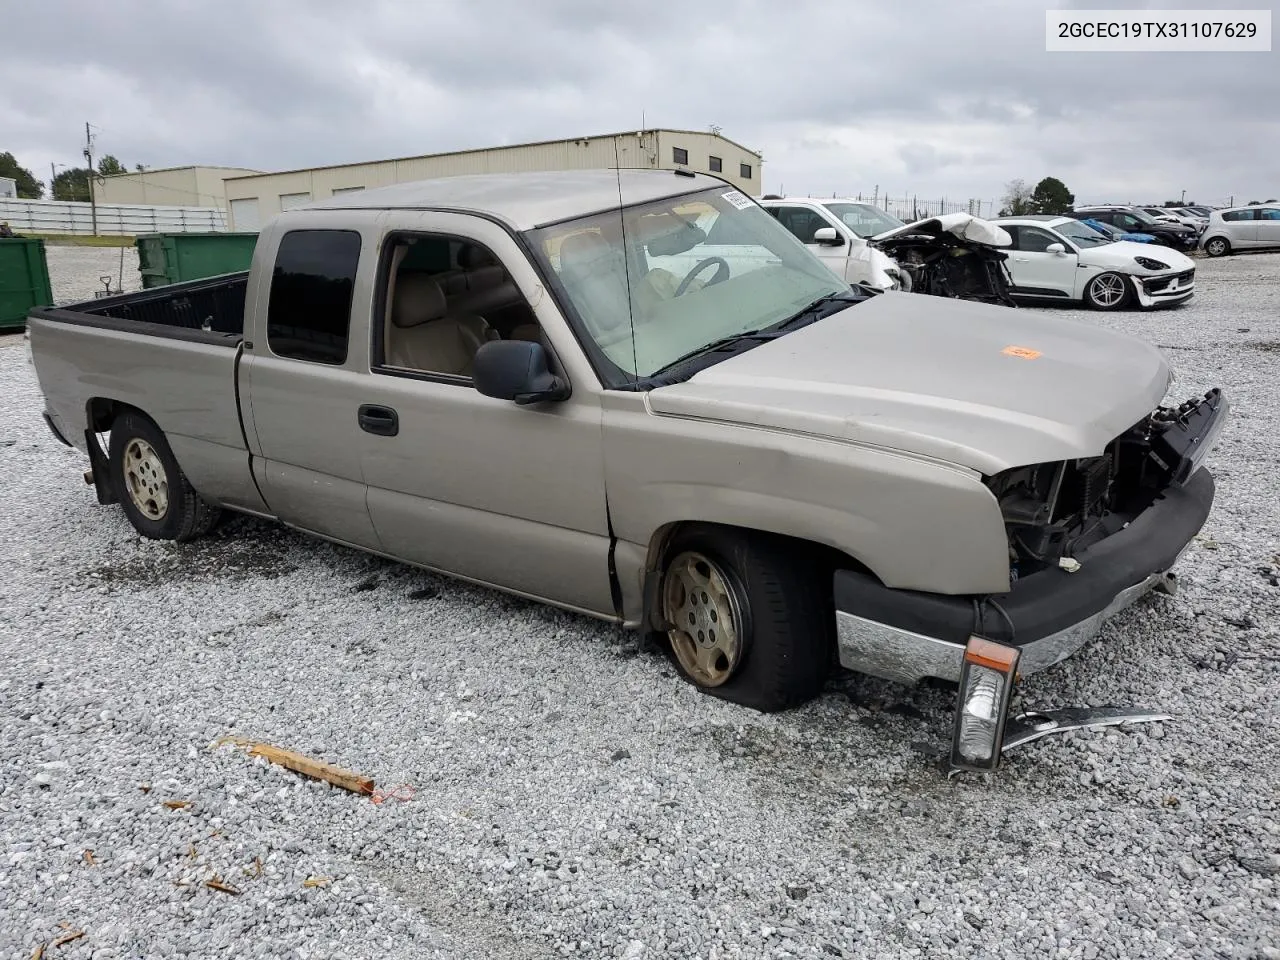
xmin=984 ymin=389 xmax=1226 ymax=579
xmin=870 ymin=213 xmax=1018 ymax=307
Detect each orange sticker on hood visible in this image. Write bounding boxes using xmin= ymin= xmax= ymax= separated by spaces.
xmin=1002 ymin=345 xmax=1042 ymax=359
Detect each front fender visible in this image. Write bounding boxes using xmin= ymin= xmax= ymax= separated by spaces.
xmin=602 ymin=396 xmax=1012 ymax=623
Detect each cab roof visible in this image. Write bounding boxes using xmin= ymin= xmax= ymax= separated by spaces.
xmin=300 ymin=169 xmax=731 ymax=231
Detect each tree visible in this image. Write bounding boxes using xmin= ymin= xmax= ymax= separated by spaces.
xmin=97 ymin=155 xmax=126 ymax=176
xmin=998 ymin=178 xmax=1034 ymax=217
xmin=0 ymin=151 xmax=45 ymax=199
xmin=52 ymin=167 xmax=93 ymax=202
xmin=1029 ymin=176 xmax=1075 ymax=215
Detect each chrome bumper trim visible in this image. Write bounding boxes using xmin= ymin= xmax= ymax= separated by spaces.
xmin=835 ymin=567 xmax=1179 ymax=686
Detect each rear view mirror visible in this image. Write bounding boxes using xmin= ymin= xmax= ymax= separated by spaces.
xmin=813 ymin=227 xmax=845 ymax=246
xmin=1046 ymin=243 xmax=1066 ymax=255
xmin=473 ymin=340 xmax=570 ymax=405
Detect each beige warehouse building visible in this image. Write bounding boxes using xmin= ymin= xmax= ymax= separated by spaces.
xmin=223 ymin=129 xmax=763 ymax=230
xmin=95 ymin=165 xmax=262 ymax=209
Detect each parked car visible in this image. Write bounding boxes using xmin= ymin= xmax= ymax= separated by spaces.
xmin=994 ymin=215 xmax=1195 ymax=309
xmin=1167 ymin=207 xmax=1210 ymax=230
xmin=1079 ymin=217 xmax=1159 ymax=244
xmin=1069 ymin=207 xmax=1199 ymax=251
xmin=757 ymin=197 xmax=909 ymax=291
xmin=1199 ymin=204 xmax=1280 ymax=256
xmin=869 ymin=213 xmax=1017 ymax=306
xmin=26 ymin=170 xmax=1228 ymax=771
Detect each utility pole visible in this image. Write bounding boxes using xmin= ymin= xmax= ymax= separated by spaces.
xmin=83 ymin=121 xmax=98 ymax=236
xmin=1180 ymin=189 xmax=1186 ymax=204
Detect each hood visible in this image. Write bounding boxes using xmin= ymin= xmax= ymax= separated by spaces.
xmin=1095 ymin=241 xmax=1195 ymax=270
xmin=647 ymin=293 xmax=1170 ymax=476
xmin=872 ymin=213 xmax=1012 ymax=248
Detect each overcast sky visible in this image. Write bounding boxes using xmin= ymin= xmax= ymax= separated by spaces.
xmin=3 ymin=0 xmax=1276 ymax=209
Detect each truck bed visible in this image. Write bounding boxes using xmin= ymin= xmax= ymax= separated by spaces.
xmin=32 ymin=272 xmax=248 ymax=344
xmin=27 ymin=270 xmax=265 ymax=516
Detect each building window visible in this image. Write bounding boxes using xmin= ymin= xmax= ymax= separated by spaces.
xmin=672 ymin=146 xmax=689 ymax=165
xmin=267 ymin=230 xmax=362 ymax=365
xmin=740 ymin=163 xmax=753 ymax=180
xmin=709 ymin=156 xmax=723 ymax=173
xmin=331 ymin=186 xmax=366 ymax=195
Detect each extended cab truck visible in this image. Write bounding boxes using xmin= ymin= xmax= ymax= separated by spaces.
xmin=28 ymin=171 xmax=1228 ymax=769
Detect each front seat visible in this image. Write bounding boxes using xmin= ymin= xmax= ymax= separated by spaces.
xmin=388 ymin=274 xmax=497 ymax=376
xmin=558 ymin=233 xmax=630 ymax=339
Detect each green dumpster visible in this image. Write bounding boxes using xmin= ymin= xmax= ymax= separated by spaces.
xmin=136 ymin=232 xmax=259 ymax=290
xmin=0 ymin=237 xmax=54 ymax=331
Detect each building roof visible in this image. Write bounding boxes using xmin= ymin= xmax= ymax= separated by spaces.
xmin=223 ymin=128 xmax=762 ymax=182
xmin=98 ymin=164 xmax=263 ymax=179
xmin=301 ymin=169 xmax=730 ymax=230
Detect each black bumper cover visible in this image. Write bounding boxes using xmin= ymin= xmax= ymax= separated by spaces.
xmin=834 ymin=468 xmax=1215 ymax=647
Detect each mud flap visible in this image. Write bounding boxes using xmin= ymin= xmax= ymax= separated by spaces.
xmin=83 ymin=428 xmax=118 ymax=506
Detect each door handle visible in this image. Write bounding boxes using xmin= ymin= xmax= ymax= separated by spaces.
xmin=1013 ymin=257 xmax=1031 ymax=262
xmin=358 ymin=404 xmax=399 ymax=437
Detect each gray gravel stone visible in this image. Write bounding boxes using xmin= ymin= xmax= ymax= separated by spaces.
xmin=2 ymin=252 xmax=1279 ymax=958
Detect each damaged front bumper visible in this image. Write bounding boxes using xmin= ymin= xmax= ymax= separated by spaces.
xmin=832 ymin=466 xmax=1214 ymax=686
xmin=1131 ymin=268 xmax=1195 ymax=308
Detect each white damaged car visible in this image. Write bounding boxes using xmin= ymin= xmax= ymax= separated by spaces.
xmin=993 ymin=215 xmax=1195 ymax=310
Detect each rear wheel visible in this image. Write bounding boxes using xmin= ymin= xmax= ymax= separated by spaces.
xmin=1084 ymin=272 xmax=1130 ymax=310
xmin=109 ymin=411 xmax=220 ymax=541
xmin=1204 ymin=236 xmax=1230 ymax=257
xmin=658 ymin=526 xmax=833 ymax=712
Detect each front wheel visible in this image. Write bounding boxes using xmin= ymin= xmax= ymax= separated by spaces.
xmin=1084 ymin=272 xmax=1131 ymax=311
xmin=108 ymin=411 xmax=220 ymax=541
xmin=658 ymin=526 xmax=833 ymax=712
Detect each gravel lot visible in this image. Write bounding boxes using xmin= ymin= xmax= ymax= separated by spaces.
xmin=44 ymin=245 xmax=144 ymax=305
xmin=2 ymin=252 xmax=1277 ymax=960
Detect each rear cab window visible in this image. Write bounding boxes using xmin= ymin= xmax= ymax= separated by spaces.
xmin=266 ymin=229 xmax=362 ymax=365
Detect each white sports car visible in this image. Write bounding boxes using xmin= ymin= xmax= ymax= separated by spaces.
xmin=992 ymin=215 xmax=1195 ymax=310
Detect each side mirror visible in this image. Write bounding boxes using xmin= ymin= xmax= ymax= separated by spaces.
xmin=812 ymin=226 xmax=845 ymax=246
xmin=473 ymin=340 xmax=570 ymax=405
xmin=1046 ymin=243 xmax=1066 ymax=255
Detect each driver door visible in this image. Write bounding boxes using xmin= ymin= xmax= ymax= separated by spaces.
xmin=769 ymin=205 xmax=851 ymax=282
xmin=1006 ymin=226 xmax=1078 ymax=298
xmin=354 ymin=211 xmax=615 ymax=616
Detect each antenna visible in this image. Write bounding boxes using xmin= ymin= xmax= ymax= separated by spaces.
xmin=612 ymin=138 xmax=639 ymax=382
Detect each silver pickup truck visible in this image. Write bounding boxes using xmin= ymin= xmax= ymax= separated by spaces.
xmin=27 ymin=170 xmax=1227 ymax=769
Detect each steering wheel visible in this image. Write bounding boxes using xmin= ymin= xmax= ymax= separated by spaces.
xmin=674 ymin=257 xmax=731 ymax=297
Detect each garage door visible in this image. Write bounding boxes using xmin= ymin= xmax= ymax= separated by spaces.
xmin=280 ymin=192 xmax=313 ymax=211
xmin=229 ymin=198 xmax=260 ymax=231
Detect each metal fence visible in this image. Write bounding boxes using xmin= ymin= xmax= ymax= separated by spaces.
xmin=0 ymin=198 xmax=227 ymax=235
xmin=786 ymin=193 xmax=1002 ymax=222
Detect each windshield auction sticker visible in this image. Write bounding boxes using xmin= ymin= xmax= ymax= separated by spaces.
xmin=722 ymin=191 xmax=754 ymax=210
xmin=1046 ymin=9 xmax=1271 ymax=51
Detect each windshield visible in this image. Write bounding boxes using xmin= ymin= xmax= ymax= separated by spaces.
xmin=820 ymin=202 xmax=905 ymax=238
xmin=1056 ymin=219 xmax=1114 ymax=247
xmin=1081 ymin=219 xmax=1120 ymax=238
xmin=528 ymin=187 xmax=846 ymax=382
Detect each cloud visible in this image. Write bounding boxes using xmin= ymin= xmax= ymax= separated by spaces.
xmin=1 ymin=0 xmax=1276 ymax=207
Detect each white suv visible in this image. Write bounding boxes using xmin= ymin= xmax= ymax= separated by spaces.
xmin=1199 ymin=205 xmax=1280 ymax=257
xmin=758 ymin=197 xmax=909 ymax=290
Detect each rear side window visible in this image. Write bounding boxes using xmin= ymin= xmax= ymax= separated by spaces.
xmin=1222 ymin=209 xmax=1256 ymax=222
xmin=267 ymin=230 xmax=362 ymax=364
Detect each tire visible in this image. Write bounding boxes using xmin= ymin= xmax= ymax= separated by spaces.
xmin=1204 ymin=236 xmax=1230 ymax=258
xmin=1083 ymin=272 xmax=1131 ymax=311
xmin=108 ymin=411 xmax=221 ymax=541
xmin=657 ymin=526 xmax=833 ymax=713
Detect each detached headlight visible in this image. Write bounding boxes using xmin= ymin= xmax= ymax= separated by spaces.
xmin=950 ymin=636 xmax=1021 ymax=772
xmin=1134 ymin=256 xmax=1169 ymax=270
